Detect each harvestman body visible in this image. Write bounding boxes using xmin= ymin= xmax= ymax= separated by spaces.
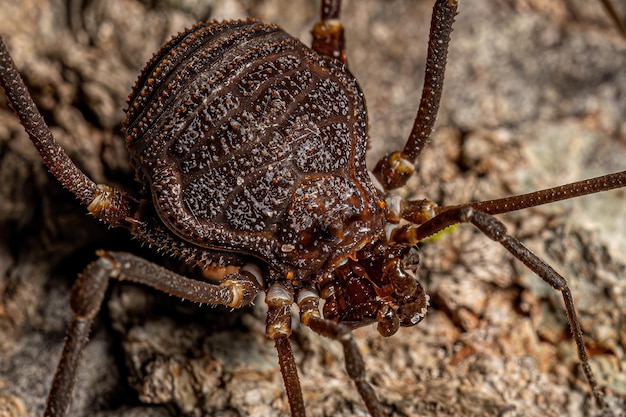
xmin=0 ymin=0 xmax=625 ymax=416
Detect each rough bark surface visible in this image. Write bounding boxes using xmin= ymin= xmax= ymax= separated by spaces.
xmin=0 ymin=1 xmax=625 ymax=417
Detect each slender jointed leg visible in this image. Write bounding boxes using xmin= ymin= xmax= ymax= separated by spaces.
xmin=45 ymin=251 xmax=261 ymax=417
xmin=411 ymin=206 xmax=605 ymax=408
xmin=265 ymin=283 xmax=306 ymax=417
xmin=312 ymin=0 xmax=346 ymax=63
xmin=297 ymin=287 xmax=384 ymax=417
xmin=0 ymin=36 xmax=135 ymax=226
xmin=45 ymin=258 xmax=111 ymax=417
xmin=463 ymin=171 xmax=626 ymax=215
xmin=306 ymin=316 xmax=384 ymax=417
xmin=275 ymin=337 xmax=306 ymax=417
xmin=373 ymin=0 xmax=458 ymax=190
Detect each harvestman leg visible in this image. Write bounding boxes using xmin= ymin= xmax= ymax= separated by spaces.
xmin=263 ymin=282 xmax=308 ymax=417
xmin=0 ymin=37 xmax=136 ymax=226
xmin=405 ymin=206 xmax=606 ymax=407
xmin=307 ymin=317 xmax=384 ymax=417
xmin=275 ymin=336 xmax=306 ymax=417
xmin=311 ymin=0 xmax=346 ymax=64
xmin=373 ymin=0 xmax=458 ymax=190
xmin=45 ymin=251 xmax=261 ymax=417
xmin=297 ymin=290 xmax=385 ymax=417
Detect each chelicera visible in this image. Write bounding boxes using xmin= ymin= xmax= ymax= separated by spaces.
xmin=0 ymin=0 xmax=625 ymax=416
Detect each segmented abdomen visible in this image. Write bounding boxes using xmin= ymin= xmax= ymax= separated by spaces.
xmin=124 ymin=19 xmax=380 ymax=274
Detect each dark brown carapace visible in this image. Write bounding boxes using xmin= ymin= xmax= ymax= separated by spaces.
xmin=0 ymin=1 xmax=625 ymax=416
xmin=124 ymin=19 xmax=383 ymax=279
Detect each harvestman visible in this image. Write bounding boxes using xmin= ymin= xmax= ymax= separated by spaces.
xmin=1 ymin=0 xmax=625 ymax=416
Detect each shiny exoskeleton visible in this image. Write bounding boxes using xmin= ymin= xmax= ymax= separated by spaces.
xmin=125 ymin=20 xmax=382 ymax=278
xmin=1 ymin=0 xmax=625 ymax=416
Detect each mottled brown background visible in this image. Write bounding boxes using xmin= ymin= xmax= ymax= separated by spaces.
xmin=0 ymin=1 xmax=625 ymax=416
